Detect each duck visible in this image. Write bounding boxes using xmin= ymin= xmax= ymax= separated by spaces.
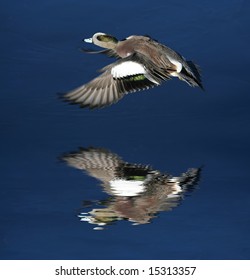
xmin=63 ymin=32 xmax=203 ymax=109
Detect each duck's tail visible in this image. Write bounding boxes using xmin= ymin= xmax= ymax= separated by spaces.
xmin=178 ymin=61 xmax=204 ymax=90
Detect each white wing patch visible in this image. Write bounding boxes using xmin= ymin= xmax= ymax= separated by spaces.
xmin=111 ymin=61 xmax=146 ymax=78
xmin=168 ymin=57 xmax=183 ymax=73
xmin=168 ymin=178 xmax=183 ymax=194
xmin=110 ymin=179 xmax=145 ymax=197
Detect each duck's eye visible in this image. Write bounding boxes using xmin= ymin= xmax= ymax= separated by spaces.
xmin=97 ymin=35 xmax=118 ymax=43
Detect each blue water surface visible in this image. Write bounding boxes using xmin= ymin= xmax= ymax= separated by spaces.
xmin=1 ymin=0 xmax=250 ymax=259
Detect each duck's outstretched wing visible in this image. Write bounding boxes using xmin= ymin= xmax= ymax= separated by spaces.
xmin=62 ymin=70 xmax=126 ymax=108
xmin=63 ymin=53 xmax=168 ymax=109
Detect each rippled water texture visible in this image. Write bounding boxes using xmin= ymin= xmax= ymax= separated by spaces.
xmin=1 ymin=0 xmax=250 ymax=259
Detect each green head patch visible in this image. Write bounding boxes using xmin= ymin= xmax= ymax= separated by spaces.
xmin=97 ymin=34 xmax=118 ymax=44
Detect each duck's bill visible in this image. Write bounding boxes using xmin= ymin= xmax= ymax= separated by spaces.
xmin=84 ymin=38 xmax=93 ymax=43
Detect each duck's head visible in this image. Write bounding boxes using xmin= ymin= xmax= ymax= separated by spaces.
xmin=84 ymin=32 xmax=118 ymax=49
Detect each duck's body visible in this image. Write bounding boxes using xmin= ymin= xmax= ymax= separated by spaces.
xmin=64 ymin=32 xmax=203 ymax=108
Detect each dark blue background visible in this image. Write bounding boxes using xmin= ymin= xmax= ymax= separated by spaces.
xmin=1 ymin=0 xmax=250 ymax=259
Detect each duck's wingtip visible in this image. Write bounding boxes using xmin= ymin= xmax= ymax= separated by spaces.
xmin=57 ymin=91 xmax=67 ymax=100
xmin=57 ymin=91 xmax=82 ymax=107
xmin=199 ymin=83 xmax=205 ymax=91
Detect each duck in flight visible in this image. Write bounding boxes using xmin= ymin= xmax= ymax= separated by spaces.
xmin=63 ymin=32 xmax=203 ymax=109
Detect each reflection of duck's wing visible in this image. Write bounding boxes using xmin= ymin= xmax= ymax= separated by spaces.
xmin=176 ymin=167 xmax=201 ymax=191
xmin=142 ymin=168 xmax=201 ymax=214
xmin=144 ymin=168 xmax=200 ymax=195
xmin=61 ymin=147 xmax=123 ymax=183
xmin=61 ymin=147 xmax=154 ymax=196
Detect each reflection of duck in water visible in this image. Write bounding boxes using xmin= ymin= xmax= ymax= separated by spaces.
xmin=61 ymin=147 xmax=201 ymax=229
xmin=63 ymin=32 xmax=203 ymax=108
